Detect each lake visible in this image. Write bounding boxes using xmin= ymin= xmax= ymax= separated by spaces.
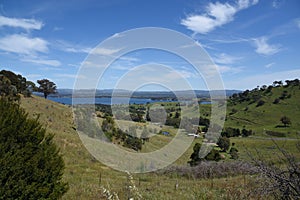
xmin=48 ymin=97 xmax=176 ymax=105
xmin=48 ymin=97 xmax=211 ymax=105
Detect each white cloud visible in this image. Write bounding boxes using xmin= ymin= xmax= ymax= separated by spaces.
xmin=0 ymin=15 xmax=43 ymax=30
xmin=265 ymin=62 xmax=275 ymax=68
xmin=55 ymin=40 xmax=121 ymax=56
xmin=22 ymin=58 xmax=61 ymax=67
xmin=176 ymin=69 xmax=196 ymax=78
xmin=181 ymin=0 xmax=259 ymax=34
xmin=0 ymin=34 xmax=48 ymax=55
xmin=63 ymin=46 xmax=121 ymax=56
xmin=212 ymin=53 xmax=243 ymax=74
xmin=217 ymin=65 xmax=243 ymax=74
xmin=253 ymin=37 xmax=280 ymax=56
xmin=64 ymin=47 xmax=91 ymax=53
xmin=118 ymin=56 xmax=139 ymax=62
xmin=53 ymin=40 xmax=91 ymax=54
xmin=68 ymin=63 xmax=79 ymax=68
xmin=91 ymin=47 xmax=121 ymax=56
xmin=214 ymin=53 xmax=242 ymax=64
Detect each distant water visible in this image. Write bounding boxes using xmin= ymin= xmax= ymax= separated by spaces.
xmin=48 ymin=97 xmax=175 ymax=105
xmin=48 ymin=97 xmax=212 ymax=105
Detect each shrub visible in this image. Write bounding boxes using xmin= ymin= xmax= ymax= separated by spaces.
xmin=221 ymin=127 xmax=241 ymax=138
xmin=256 ymin=99 xmax=265 ymax=107
xmin=280 ymin=116 xmax=291 ymax=127
xmin=273 ymin=98 xmax=280 ymax=104
xmin=217 ymin=137 xmax=230 ymax=152
xmin=242 ymin=128 xmax=253 ymax=137
xmin=229 ymin=147 xmax=239 ymax=160
xmin=205 ymin=149 xmax=221 ymax=161
xmin=0 ymin=99 xmax=68 ymax=199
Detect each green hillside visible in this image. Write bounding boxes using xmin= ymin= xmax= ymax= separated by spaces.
xmin=16 ymin=79 xmax=299 ymax=199
xmin=226 ymin=80 xmax=300 ymax=137
xmin=18 ymin=88 xmax=299 ymax=199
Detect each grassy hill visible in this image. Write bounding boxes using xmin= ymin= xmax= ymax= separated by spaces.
xmin=226 ymin=81 xmax=300 ymax=137
xmin=19 ymin=83 xmax=300 ymax=199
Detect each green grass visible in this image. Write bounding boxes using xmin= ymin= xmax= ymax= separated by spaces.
xmin=20 ymin=95 xmax=299 ymax=199
xmin=231 ymin=137 xmax=300 ymax=164
xmin=226 ymin=85 xmax=300 ymax=137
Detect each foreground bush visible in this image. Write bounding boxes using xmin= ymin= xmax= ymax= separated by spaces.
xmin=0 ymin=99 xmax=68 ymax=199
xmin=250 ymin=141 xmax=300 ymax=199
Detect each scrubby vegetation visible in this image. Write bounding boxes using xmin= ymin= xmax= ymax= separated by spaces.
xmin=248 ymin=140 xmax=300 ymax=199
xmin=0 ymin=99 xmax=68 ymax=199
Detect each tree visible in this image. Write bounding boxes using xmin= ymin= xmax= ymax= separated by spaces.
xmin=0 ymin=75 xmax=20 ymax=101
xmin=188 ymin=143 xmax=202 ymax=166
xmin=273 ymin=98 xmax=280 ymax=104
xmin=189 ymin=142 xmax=224 ymax=166
xmin=37 ymin=79 xmax=57 ymax=99
xmin=241 ymin=128 xmax=252 ymax=137
xmin=0 ymin=70 xmax=26 ymax=92
xmin=0 ymin=99 xmax=68 ymax=199
xmin=280 ymin=116 xmax=291 ymax=127
xmin=217 ymin=137 xmax=230 ymax=152
xmin=256 ymin=99 xmax=265 ymax=107
xmin=0 ymin=70 xmax=33 ymax=97
xmin=205 ymin=149 xmax=221 ymax=161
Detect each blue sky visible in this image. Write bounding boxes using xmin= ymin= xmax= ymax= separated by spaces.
xmin=0 ymin=0 xmax=299 ymax=90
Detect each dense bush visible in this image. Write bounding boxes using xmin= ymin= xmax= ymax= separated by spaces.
xmin=0 ymin=99 xmax=68 ymax=199
xmin=205 ymin=149 xmax=221 ymax=161
xmin=189 ymin=143 xmax=223 ymax=166
xmin=101 ymin=116 xmax=143 ymax=151
xmin=241 ymin=128 xmax=253 ymax=137
xmin=221 ymin=127 xmax=241 ymax=138
xmin=0 ymin=70 xmax=34 ymax=97
xmin=217 ymin=137 xmax=230 ymax=152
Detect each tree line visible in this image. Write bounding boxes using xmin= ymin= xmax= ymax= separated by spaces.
xmin=0 ymin=70 xmax=68 ymax=199
xmin=0 ymin=70 xmax=57 ymax=100
xmin=229 ymin=78 xmax=300 ymax=105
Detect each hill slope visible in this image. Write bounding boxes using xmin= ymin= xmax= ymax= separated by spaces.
xmin=21 ymin=96 xmax=125 ymax=199
xmin=19 ymin=87 xmax=300 ymax=199
xmin=226 ymin=81 xmax=300 ymax=137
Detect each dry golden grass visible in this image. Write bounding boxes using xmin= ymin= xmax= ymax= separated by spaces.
xmin=19 ymin=95 xmax=298 ymax=199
